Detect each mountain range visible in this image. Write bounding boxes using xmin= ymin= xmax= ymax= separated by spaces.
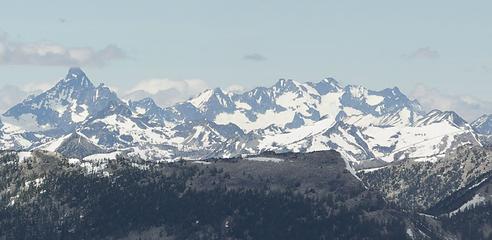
xmin=1 ymin=67 xmax=491 ymax=169
xmin=1 ymin=67 xmax=492 ymax=239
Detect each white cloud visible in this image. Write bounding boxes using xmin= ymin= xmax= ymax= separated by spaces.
xmin=129 ymin=79 xmax=207 ymax=95
xmin=0 ymin=33 xmax=126 ymax=66
xmin=20 ymin=81 xmax=55 ymax=93
xmin=410 ymin=84 xmax=492 ymax=121
xmin=125 ymin=78 xmax=209 ymax=107
xmin=0 ymin=85 xmax=31 ymax=113
xmin=403 ymin=47 xmax=440 ymax=60
xmin=0 ymin=81 xmax=58 ymax=113
xmin=225 ymin=84 xmax=247 ymax=94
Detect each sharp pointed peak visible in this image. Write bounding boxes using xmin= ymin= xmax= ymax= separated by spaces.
xmin=67 ymin=67 xmax=85 ymax=75
xmin=188 ymin=87 xmax=230 ymax=108
xmin=61 ymin=67 xmax=94 ymax=89
xmin=65 ymin=67 xmax=87 ymax=81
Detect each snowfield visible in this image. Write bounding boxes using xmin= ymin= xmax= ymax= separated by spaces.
xmin=0 ymin=68 xmax=486 ymax=171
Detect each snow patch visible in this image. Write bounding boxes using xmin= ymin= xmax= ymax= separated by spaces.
xmin=366 ymin=95 xmax=384 ymax=106
xmin=246 ymin=157 xmax=284 ymax=162
xmin=84 ymin=151 xmax=121 ymax=161
xmin=192 ymin=160 xmax=212 ymax=165
xmin=17 ymin=151 xmax=32 ymax=163
xmin=449 ymin=194 xmax=486 ymax=216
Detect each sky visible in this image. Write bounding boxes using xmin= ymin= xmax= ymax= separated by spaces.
xmin=0 ymin=0 xmax=492 ymax=120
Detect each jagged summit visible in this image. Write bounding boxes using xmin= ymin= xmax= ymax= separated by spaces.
xmin=313 ymin=77 xmax=343 ymax=94
xmin=68 ymin=66 xmax=84 ymax=75
xmin=129 ymin=97 xmax=166 ymax=124
xmin=0 ymin=68 xmax=484 ymax=164
xmin=272 ymin=78 xmax=306 ymax=94
xmin=3 ymin=67 xmax=121 ymax=131
xmin=61 ymin=67 xmax=94 ymax=88
xmin=66 ymin=67 xmax=86 ymax=79
xmin=189 ymin=87 xmax=234 ymax=113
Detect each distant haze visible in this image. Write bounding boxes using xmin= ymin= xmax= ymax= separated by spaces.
xmin=1 ymin=1 xmax=492 ymax=120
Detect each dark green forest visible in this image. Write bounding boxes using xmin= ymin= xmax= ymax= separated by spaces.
xmin=0 ymin=150 xmax=490 ymax=239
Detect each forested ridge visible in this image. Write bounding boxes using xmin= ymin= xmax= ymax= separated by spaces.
xmin=0 ymin=150 xmax=489 ymax=239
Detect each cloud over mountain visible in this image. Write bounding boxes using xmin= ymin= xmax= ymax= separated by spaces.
xmin=410 ymin=84 xmax=492 ymax=121
xmin=124 ymin=78 xmax=209 ymax=107
xmin=0 ymin=85 xmax=30 ymax=113
xmin=0 ymin=33 xmax=126 ymax=66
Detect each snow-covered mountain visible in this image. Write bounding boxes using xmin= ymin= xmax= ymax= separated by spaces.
xmin=472 ymin=114 xmax=492 ymax=135
xmin=0 ymin=118 xmax=37 ymax=150
xmin=184 ymin=78 xmax=477 ymax=163
xmin=202 ymin=78 xmax=423 ymax=132
xmin=0 ymin=68 xmax=486 ymax=166
xmin=3 ymin=67 xmax=122 ymax=134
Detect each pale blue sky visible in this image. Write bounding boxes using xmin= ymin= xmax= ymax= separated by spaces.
xmin=1 ymin=0 xmax=492 ymax=117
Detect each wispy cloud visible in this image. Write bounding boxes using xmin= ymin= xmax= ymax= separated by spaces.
xmin=410 ymin=84 xmax=492 ymax=121
xmin=20 ymin=81 xmax=55 ymax=93
xmin=225 ymin=84 xmax=246 ymax=93
xmin=0 ymin=83 xmax=54 ymax=113
xmin=402 ymin=47 xmax=440 ymax=60
xmin=0 ymin=33 xmax=126 ymax=67
xmin=243 ymin=53 xmax=267 ymax=61
xmin=125 ymin=78 xmax=209 ymax=107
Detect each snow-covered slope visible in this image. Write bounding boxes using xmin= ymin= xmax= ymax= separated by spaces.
xmin=207 ymin=78 xmax=423 ymax=133
xmin=3 ymin=67 xmax=122 ymax=134
xmin=0 ymin=68 xmax=484 ymax=166
xmin=0 ymin=120 xmax=38 ymax=150
xmin=36 ymin=132 xmax=105 ymax=159
xmin=472 ymin=114 xmax=492 ymax=135
xmin=188 ymin=79 xmax=476 ymax=164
